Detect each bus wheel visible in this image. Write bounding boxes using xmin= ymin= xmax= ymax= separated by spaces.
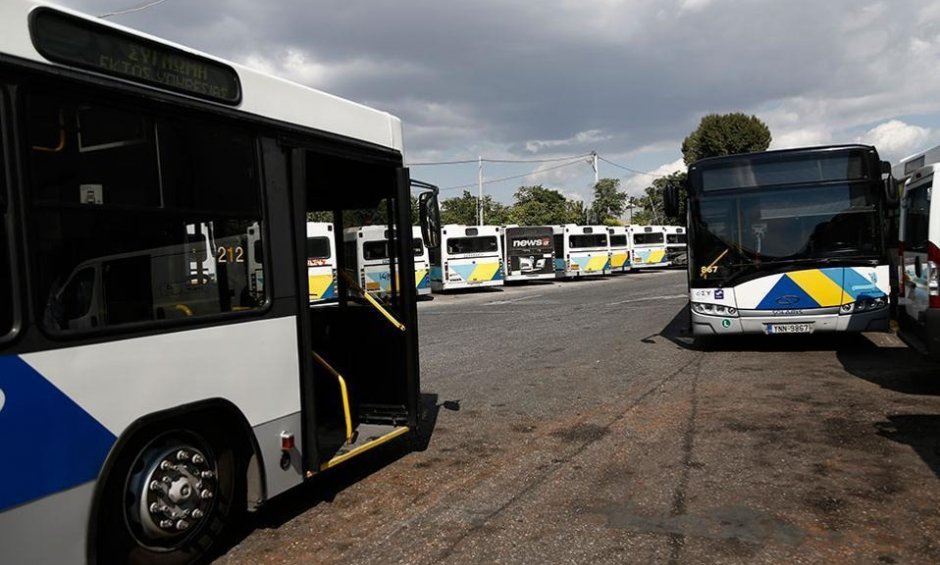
xmin=94 ymin=425 xmax=244 ymax=565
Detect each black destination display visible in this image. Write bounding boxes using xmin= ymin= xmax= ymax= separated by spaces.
xmin=31 ymin=9 xmax=241 ymax=104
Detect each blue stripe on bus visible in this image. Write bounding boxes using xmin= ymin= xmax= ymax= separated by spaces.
xmin=0 ymin=356 xmax=116 ymax=512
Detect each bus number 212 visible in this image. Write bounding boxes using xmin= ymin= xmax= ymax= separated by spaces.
xmin=217 ymin=245 xmax=245 ymax=263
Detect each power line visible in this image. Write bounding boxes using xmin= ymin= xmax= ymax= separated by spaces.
xmin=596 ymin=155 xmax=666 ymax=178
xmin=99 ymin=0 xmax=170 ymax=18
xmin=439 ymin=157 xmax=587 ymax=192
xmin=408 ymin=152 xmax=592 ymax=167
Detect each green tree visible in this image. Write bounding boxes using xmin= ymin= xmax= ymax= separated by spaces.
xmin=589 ymin=178 xmax=627 ymax=224
xmin=440 ymin=191 xmax=510 ymax=225
xmin=681 ymin=112 xmax=772 ymax=166
xmin=508 ymin=185 xmax=578 ymax=225
xmin=637 ymin=171 xmax=688 ymax=225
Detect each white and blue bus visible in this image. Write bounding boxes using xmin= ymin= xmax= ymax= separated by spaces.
xmin=430 ymin=225 xmax=504 ymax=291
xmin=0 ymin=2 xmax=440 ymax=563
xmin=665 ymin=225 xmax=688 ymax=267
xmin=669 ymin=145 xmax=896 ymax=337
xmin=343 ymin=225 xmax=431 ymax=298
xmin=628 ymin=225 xmax=670 ymax=270
xmin=607 ymin=226 xmax=631 ymax=273
xmin=552 ymin=224 xmax=610 ymax=278
xmin=306 ymin=222 xmax=337 ymax=302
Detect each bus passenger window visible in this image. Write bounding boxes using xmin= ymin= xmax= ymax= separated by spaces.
xmin=28 ymin=88 xmax=266 ymax=335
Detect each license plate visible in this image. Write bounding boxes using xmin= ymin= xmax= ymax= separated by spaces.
xmin=766 ymin=323 xmax=813 ymax=334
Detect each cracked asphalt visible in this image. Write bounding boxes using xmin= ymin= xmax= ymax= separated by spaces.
xmin=217 ymin=269 xmax=940 ymax=564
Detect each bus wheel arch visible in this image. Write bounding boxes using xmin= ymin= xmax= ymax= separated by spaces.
xmin=87 ymin=399 xmax=262 ymax=565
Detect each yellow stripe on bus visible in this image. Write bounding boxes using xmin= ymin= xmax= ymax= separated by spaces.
xmin=787 ymin=269 xmax=846 ymax=307
xmin=646 ymin=249 xmax=666 ymax=264
xmin=610 ymin=253 xmax=628 ymax=269
xmin=586 ymin=254 xmax=608 ymax=272
xmin=308 ymin=274 xmax=334 ymax=300
xmin=469 ymin=262 xmax=501 ymax=282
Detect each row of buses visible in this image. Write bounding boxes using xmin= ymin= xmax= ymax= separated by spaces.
xmin=304 ymin=222 xmax=687 ymax=298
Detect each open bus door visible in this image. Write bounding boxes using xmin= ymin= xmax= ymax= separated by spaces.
xmin=290 ymin=148 xmax=425 ymax=475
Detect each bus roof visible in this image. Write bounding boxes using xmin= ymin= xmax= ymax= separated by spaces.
xmin=893 ymin=144 xmax=940 ymax=182
xmin=1 ymin=0 xmax=403 ymax=152
xmin=689 ymin=144 xmax=878 ymax=169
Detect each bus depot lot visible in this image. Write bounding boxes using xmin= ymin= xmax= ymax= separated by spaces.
xmin=219 ymin=270 xmax=940 ymax=564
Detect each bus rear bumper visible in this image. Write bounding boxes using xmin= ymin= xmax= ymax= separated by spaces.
xmin=691 ymin=308 xmax=890 ymax=336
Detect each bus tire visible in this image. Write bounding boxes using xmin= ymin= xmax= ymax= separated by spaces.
xmin=92 ymin=419 xmax=246 ymax=565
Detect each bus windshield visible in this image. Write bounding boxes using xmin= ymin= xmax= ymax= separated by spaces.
xmin=692 ymin=181 xmax=882 ymax=282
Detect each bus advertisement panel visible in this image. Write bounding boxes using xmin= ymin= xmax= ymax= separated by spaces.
xmin=503 ymin=226 xmax=555 ymax=281
xmin=682 ymin=145 xmax=894 ymax=337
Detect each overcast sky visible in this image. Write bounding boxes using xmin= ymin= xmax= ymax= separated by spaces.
xmin=58 ymin=0 xmax=940 ymax=204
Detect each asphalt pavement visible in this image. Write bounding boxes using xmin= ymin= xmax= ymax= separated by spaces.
xmin=218 ymin=269 xmax=940 ymax=564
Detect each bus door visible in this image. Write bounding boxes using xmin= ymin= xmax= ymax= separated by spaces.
xmin=306 ymin=222 xmax=336 ymax=302
xmin=291 ymin=149 xmax=420 ymax=472
xmin=900 ymin=170 xmax=934 ymax=324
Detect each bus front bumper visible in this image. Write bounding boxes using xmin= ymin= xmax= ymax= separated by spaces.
xmin=691 ymin=307 xmax=890 ymax=336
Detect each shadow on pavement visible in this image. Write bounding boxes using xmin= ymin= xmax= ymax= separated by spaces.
xmin=875 ymin=415 xmax=940 ymax=479
xmin=837 ymin=345 xmax=940 ymax=396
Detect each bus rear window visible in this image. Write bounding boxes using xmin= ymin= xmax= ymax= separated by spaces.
xmin=634 ymin=233 xmax=664 ymax=245
xmin=363 ymin=241 xmax=389 ymax=261
xmin=569 ymin=234 xmax=607 ymax=248
xmin=306 ymin=236 xmax=331 ymax=260
xmin=667 ymin=234 xmax=687 ymax=244
xmin=610 ymin=235 xmax=627 ymax=246
xmin=447 ymin=236 xmax=497 ymax=254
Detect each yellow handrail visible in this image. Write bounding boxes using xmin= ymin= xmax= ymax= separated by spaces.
xmin=339 ymin=270 xmax=406 ymax=332
xmin=311 ymin=351 xmax=355 ymax=445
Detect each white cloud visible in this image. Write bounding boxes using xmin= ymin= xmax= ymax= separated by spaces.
xmin=857 ymin=120 xmax=933 ymax=162
xmin=622 ymin=158 xmax=686 ymax=196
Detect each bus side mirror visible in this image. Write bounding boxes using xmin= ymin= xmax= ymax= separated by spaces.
xmin=882 ymin=161 xmax=899 ymax=206
xmin=419 ymin=191 xmax=441 ymax=249
xmin=663 ymin=183 xmax=680 ymax=219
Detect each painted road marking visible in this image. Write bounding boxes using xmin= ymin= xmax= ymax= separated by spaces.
xmin=608 ymin=294 xmax=688 ymax=306
xmin=486 ymin=294 xmax=542 ymax=305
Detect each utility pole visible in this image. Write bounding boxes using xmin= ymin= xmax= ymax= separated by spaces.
xmin=591 ymin=151 xmax=598 ymax=185
xmin=477 ymin=155 xmax=483 ymax=226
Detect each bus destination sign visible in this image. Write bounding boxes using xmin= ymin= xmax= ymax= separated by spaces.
xmin=31 ymin=9 xmax=241 ymax=105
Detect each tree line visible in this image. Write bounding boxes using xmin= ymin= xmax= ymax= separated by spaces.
xmin=309 ymin=112 xmax=772 ymax=228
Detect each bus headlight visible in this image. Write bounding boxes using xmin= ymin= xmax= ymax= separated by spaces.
xmin=691 ymin=302 xmax=738 ymax=317
xmin=848 ymin=296 xmax=887 ymax=313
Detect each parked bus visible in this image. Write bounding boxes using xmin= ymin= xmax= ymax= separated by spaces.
xmin=553 ymin=224 xmax=610 ymax=278
xmin=607 ymin=226 xmax=631 ymax=273
xmin=0 ymin=3 xmax=441 ymax=563
xmin=666 ymin=144 xmax=897 ymax=337
xmin=307 ymin=222 xmax=337 ymax=302
xmin=665 ymin=225 xmax=688 ymax=267
xmin=503 ymin=225 xmax=556 ymax=281
xmin=898 ymin=164 xmax=940 ymax=357
xmin=629 ymin=225 xmax=670 ymax=269
xmin=343 ymin=225 xmax=431 ymax=298
xmin=430 ymin=225 xmax=504 ymax=291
